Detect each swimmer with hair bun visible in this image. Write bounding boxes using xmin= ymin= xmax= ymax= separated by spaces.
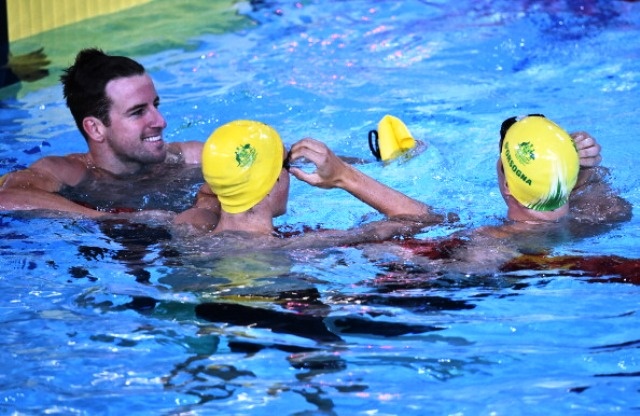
xmin=0 ymin=48 xmax=210 ymax=221
xmin=177 ymin=119 xmax=447 ymax=241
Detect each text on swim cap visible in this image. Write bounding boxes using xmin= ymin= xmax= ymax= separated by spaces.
xmin=504 ymin=146 xmax=532 ymax=186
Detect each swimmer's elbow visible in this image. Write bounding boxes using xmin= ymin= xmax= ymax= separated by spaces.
xmin=608 ymin=197 xmax=633 ymax=223
xmin=571 ymin=195 xmax=633 ymax=224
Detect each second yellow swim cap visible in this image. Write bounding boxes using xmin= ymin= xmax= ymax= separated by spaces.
xmin=368 ymin=115 xmax=417 ymax=161
xmin=202 ymin=120 xmax=284 ymax=213
xmin=500 ymin=115 xmax=579 ymax=211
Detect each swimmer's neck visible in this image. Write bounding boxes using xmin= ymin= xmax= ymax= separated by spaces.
xmin=84 ymin=153 xmax=160 ymax=177
xmin=507 ymin=203 xmax=569 ymax=223
xmin=211 ymin=212 xmax=276 ymax=236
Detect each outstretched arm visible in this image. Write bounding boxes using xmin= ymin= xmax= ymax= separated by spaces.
xmin=288 ymin=138 xmax=443 ymax=222
xmin=0 ymin=187 xmax=103 ymax=217
xmin=0 ymin=155 xmax=103 ymax=217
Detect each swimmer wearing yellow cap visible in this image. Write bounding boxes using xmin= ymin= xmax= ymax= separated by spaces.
xmin=202 ymin=120 xmax=286 ymax=214
xmin=200 ymin=120 xmax=289 ymax=234
xmin=193 ymin=119 xmax=445 ymax=237
xmin=497 ymin=114 xmax=580 ymax=222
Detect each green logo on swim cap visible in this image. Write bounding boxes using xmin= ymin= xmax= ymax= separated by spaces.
xmin=235 ymin=143 xmax=257 ymax=167
xmin=515 ymin=141 xmax=535 ymax=165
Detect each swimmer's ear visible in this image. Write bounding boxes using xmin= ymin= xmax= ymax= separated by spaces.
xmin=502 ymin=179 xmax=512 ymax=196
xmin=497 ymin=160 xmax=512 ymax=196
xmin=82 ymin=116 xmax=107 ymax=143
xmin=500 ymin=174 xmax=512 ymax=196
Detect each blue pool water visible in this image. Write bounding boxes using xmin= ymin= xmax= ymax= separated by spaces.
xmin=1 ymin=0 xmax=640 ymax=414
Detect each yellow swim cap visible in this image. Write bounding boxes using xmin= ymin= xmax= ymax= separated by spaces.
xmin=202 ymin=120 xmax=284 ymax=213
xmin=500 ymin=115 xmax=579 ymax=211
xmin=368 ymin=114 xmax=416 ymax=161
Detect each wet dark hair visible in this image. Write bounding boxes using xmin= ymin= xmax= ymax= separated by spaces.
xmin=499 ymin=113 xmax=545 ymax=153
xmin=60 ymin=48 xmax=145 ymax=140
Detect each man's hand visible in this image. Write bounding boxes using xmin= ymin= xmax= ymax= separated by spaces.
xmin=571 ymin=131 xmax=602 ymax=168
xmin=287 ymin=138 xmax=352 ymax=189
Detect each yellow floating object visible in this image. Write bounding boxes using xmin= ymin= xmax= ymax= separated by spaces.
xmin=368 ymin=114 xmax=416 ymax=161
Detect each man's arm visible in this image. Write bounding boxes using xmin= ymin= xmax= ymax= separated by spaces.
xmin=288 ymin=138 xmax=444 ymax=223
xmin=172 ymin=183 xmax=221 ymax=232
xmin=0 ymin=155 xmax=102 ymax=217
xmin=569 ymin=132 xmax=632 ymax=223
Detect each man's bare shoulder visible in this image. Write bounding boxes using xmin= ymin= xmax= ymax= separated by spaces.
xmin=1 ymin=153 xmax=90 ymax=191
xmin=166 ymin=141 xmax=204 ymax=165
xmin=32 ymin=153 xmax=90 ymax=177
xmin=31 ymin=153 xmax=89 ymax=167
